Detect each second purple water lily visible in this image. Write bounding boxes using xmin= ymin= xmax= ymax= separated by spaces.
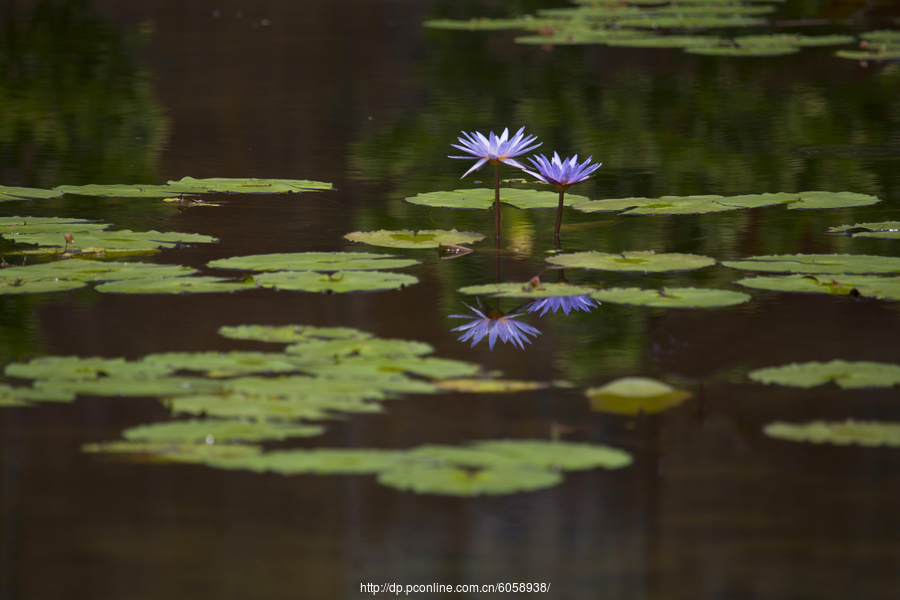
xmin=522 ymin=152 xmax=601 ymax=236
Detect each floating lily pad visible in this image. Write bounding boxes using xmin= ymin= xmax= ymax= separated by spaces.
xmin=0 ymin=259 xmax=197 ymax=282
xmin=590 ymin=287 xmax=751 ymax=308
xmin=715 ymin=192 xmax=801 ymax=208
xmin=827 ymin=222 xmax=900 ymax=239
xmin=36 ymin=376 xmax=223 ymax=397
xmin=787 ymin=191 xmax=880 ymax=210
xmin=224 ymin=375 xmax=396 ymax=402
xmin=0 ymin=384 xmax=75 ymax=404
xmin=722 ymin=254 xmax=900 ymax=274
xmin=407 ymin=445 xmax=537 ymax=469
xmin=572 ymin=195 xmax=733 ymax=215
xmin=607 ymin=35 xmax=723 ymax=48
xmin=0 ymin=216 xmax=108 ymax=234
xmin=285 ymin=337 xmax=433 ymax=359
xmin=0 ymin=278 xmax=87 ymax=295
xmin=748 ymin=360 xmax=900 ymax=389
xmin=586 ymin=377 xmax=692 ymax=415
xmin=735 ymin=274 xmax=900 ymax=301
xmin=405 ymin=188 xmax=589 ymax=210
xmin=686 ymin=44 xmax=799 ymax=56
xmin=472 ymin=440 xmax=633 ymax=471
xmin=166 ymin=176 xmax=332 ymax=193
xmin=733 ymin=33 xmax=854 ymax=47
xmin=142 ymin=351 xmax=306 ymax=376
xmin=377 ymin=464 xmax=563 ymax=496
xmin=515 ymin=29 xmax=652 ymax=45
xmin=95 ymin=277 xmax=253 ymax=294
xmin=208 ymin=252 xmax=418 ymax=272
xmin=537 ymin=6 xmax=645 ymax=18
xmin=764 ymin=420 xmax=900 ymax=447
xmin=859 ymin=30 xmax=900 ymax=43
xmin=458 ymin=282 xmax=596 ymax=298
xmin=616 ymin=16 xmax=768 ymax=28
xmin=0 ymin=186 xmax=65 ymax=201
xmin=253 ymin=270 xmax=418 ymax=293
xmin=300 ymin=356 xmax=480 ymax=381
xmin=208 ymin=448 xmax=409 ymax=474
xmin=55 ymin=184 xmax=191 ymax=198
xmin=122 ymin=419 xmax=325 ymax=443
xmin=343 ymin=229 xmax=485 ymax=249
xmin=5 ymin=356 xmax=175 ymax=381
xmin=546 ymin=251 xmax=715 ymax=272
xmin=167 ymin=394 xmax=351 ymax=421
xmin=82 ymin=441 xmax=263 ymax=462
xmin=835 ymin=48 xmax=900 ymax=61
xmin=423 ymin=17 xmax=557 ymax=31
xmin=6 ymin=229 xmax=219 ymax=252
xmin=434 ymin=378 xmax=551 ymax=393
xmin=218 ymin=324 xmax=373 ymax=344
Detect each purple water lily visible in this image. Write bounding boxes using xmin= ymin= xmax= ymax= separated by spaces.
xmin=527 ymin=295 xmax=598 ymax=317
xmin=449 ymin=300 xmax=541 ymax=350
xmin=450 ymin=127 xmax=541 ymax=238
xmin=523 ymin=152 xmax=601 ymax=236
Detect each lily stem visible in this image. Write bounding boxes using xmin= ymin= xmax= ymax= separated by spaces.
xmin=494 ymin=163 xmax=501 ymax=239
xmin=554 ymin=189 xmax=565 ymax=237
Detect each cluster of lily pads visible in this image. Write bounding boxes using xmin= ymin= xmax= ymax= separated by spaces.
xmin=425 ymin=0 xmax=899 ymax=61
xmin=0 ymin=323 xmax=635 ymax=496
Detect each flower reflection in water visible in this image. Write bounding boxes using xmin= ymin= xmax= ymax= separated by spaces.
xmin=450 ymin=298 xmax=540 ymax=350
xmin=527 ymin=295 xmax=598 ymax=317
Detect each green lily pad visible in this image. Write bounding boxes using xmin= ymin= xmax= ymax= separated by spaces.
xmin=590 ymin=287 xmax=751 ymax=308
xmin=343 ymin=229 xmax=485 ymax=249
xmin=377 ymin=464 xmax=563 ymax=496
xmin=6 ymin=229 xmax=219 ymax=252
xmin=835 ymin=48 xmax=900 ymax=61
xmin=764 ymin=420 xmax=900 ymax=447
xmin=95 ymin=277 xmax=253 ymax=294
xmin=735 ymin=274 xmax=900 ymax=301
xmin=572 ymin=195 xmax=733 ymax=215
xmin=407 ymin=445 xmax=537 ymax=469
xmin=0 ymin=259 xmax=197 ymax=282
xmin=285 ymin=337 xmax=433 ymax=359
xmin=607 ymin=35 xmax=724 ymax=48
xmin=715 ymin=192 xmax=801 ymax=208
xmin=36 ymin=376 xmax=223 ymax=397
xmin=0 ymin=186 xmax=65 ymax=200
xmin=0 ymin=384 xmax=75 ymax=405
xmin=472 ymin=440 xmax=633 ymax=471
xmin=0 ymin=278 xmax=87 ymax=295
xmin=859 ymin=30 xmax=900 ymax=44
xmin=218 ymin=324 xmax=373 ymax=344
xmin=616 ymin=16 xmax=768 ymax=28
xmin=722 ymin=254 xmax=900 ymax=274
xmin=166 ymin=176 xmax=332 ymax=194
xmin=586 ymin=377 xmax=692 ymax=415
xmin=546 ymin=250 xmax=715 ymax=272
xmin=653 ymin=4 xmax=775 ymax=15
xmin=5 ymin=356 xmax=175 ymax=381
xmin=166 ymin=394 xmax=354 ymax=421
xmin=827 ymin=222 xmax=900 ymax=239
xmin=748 ymin=360 xmax=900 ymax=389
xmin=0 ymin=216 xmax=109 ymax=234
xmin=537 ymin=6 xmax=645 ymax=19
xmin=457 ymin=281 xmax=596 ymax=298
xmin=223 ymin=375 xmax=395 ymax=402
xmin=55 ymin=184 xmax=192 ymax=198
xmin=434 ymin=378 xmax=551 ymax=393
xmin=82 ymin=441 xmax=263 ymax=462
xmin=786 ymin=191 xmax=880 ymax=210
xmin=686 ymin=44 xmax=799 ymax=56
xmin=300 ymin=356 xmax=479 ymax=382
xmin=208 ymin=448 xmax=409 ymax=474
xmin=405 ymin=188 xmax=589 ymax=210
xmin=208 ymin=252 xmax=418 ymax=272
xmin=253 ymin=270 xmax=418 ymax=293
xmin=515 ymin=30 xmax=652 ymax=45
xmin=142 ymin=351 xmax=307 ymax=377
xmin=423 ymin=17 xmax=558 ymax=31
xmin=733 ymin=33 xmax=855 ymax=47
xmin=122 ymin=419 xmax=325 ymax=443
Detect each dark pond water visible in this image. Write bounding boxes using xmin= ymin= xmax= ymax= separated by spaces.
xmin=2 ymin=0 xmax=900 ymax=598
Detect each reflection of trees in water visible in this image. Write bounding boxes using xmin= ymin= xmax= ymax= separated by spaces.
xmin=0 ymin=0 xmax=168 ymax=187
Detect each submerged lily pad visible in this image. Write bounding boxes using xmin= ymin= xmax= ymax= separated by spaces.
xmin=0 ymin=216 xmax=108 ymax=234
xmin=343 ymin=229 xmax=485 ymax=249
xmin=0 ymin=259 xmax=197 ymax=282
xmin=434 ymin=378 xmax=551 ymax=393
xmin=5 ymin=356 xmax=174 ymax=381
xmin=253 ymin=270 xmax=418 ymax=293
xmin=377 ymin=464 xmax=563 ymax=496
xmin=0 ymin=278 xmax=87 ymax=295
xmin=218 ymin=324 xmax=373 ymax=344
xmin=95 ymin=277 xmax=253 ymax=294
xmin=0 ymin=186 xmax=65 ymax=201
xmin=472 ymin=440 xmax=633 ymax=471
xmin=590 ymin=287 xmax=751 ymax=308
xmin=36 ymin=376 xmax=223 ymax=397
xmin=722 ymin=254 xmax=900 ymax=274
xmin=405 ymin=188 xmax=589 ymax=210
xmin=572 ymin=195 xmax=733 ymax=215
xmin=122 ymin=419 xmax=325 ymax=443
xmin=6 ymin=229 xmax=219 ymax=253
xmin=546 ymin=251 xmax=715 ymax=272
xmin=142 ymin=351 xmax=306 ymax=376
xmin=827 ymin=222 xmax=900 ymax=239
xmin=458 ymin=281 xmax=596 ymax=298
xmin=586 ymin=377 xmax=692 ymax=415
xmin=208 ymin=448 xmax=409 ymax=474
xmin=735 ymin=274 xmax=900 ymax=301
xmin=82 ymin=441 xmax=263 ymax=462
xmin=749 ymin=360 xmax=900 ymax=389
xmin=208 ymin=252 xmax=418 ymax=272
xmin=764 ymin=420 xmax=900 ymax=447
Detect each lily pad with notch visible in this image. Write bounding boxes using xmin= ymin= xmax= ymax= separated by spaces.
xmin=764 ymin=420 xmax=900 ymax=447
xmin=208 ymin=252 xmax=419 ymax=272
xmin=344 ymin=229 xmax=485 ymax=249
xmin=122 ymin=419 xmax=325 ymax=444
xmin=546 ymin=250 xmax=715 ymax=272
xmin=458 ymin=281 xmax=596 ymax=298
xmin=722 ymin=253 xmax=900 ymax=274
xmin=377 ymin=464 xmax=563 ymax=496
xmin=405 ymin=188 xmax=589 ymax=210
xmin=253 ymin=270 xmax=418 ymax=293
xmin=95 ymin=277 xmax=253 ymax=294
xmin=590 ymin=287 xmax=751 ymax=308
xmin=748 ymin=360 xmax=900 ymax=389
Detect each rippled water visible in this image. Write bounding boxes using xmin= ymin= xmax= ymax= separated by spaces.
xmin=2 ymin=0 xmax=900 ymax=598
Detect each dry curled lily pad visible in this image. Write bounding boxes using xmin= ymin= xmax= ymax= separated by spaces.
xmin=722 ymin=254 xmax=900 ymax=274
xmin=142 ymin=351 xmax=306 ymax=376
xmin=253 ymin=270 xmax=418 ymax=293
xmin=377 ymin=465 xmax=563 ymax=496
xmin=458 ymin=281 xmax=595 ymax=298
xmin=0 ymin=259 xmax=197 ymax=282
xmin=344 ymin=229 xmax=485 ymax=249
xmin=405 ymin=188 xmax=589 ymax=210
xmin=735 ymin=274 xmax=900 ymax=301
xmin=208 ymin=448 xmax=409 ymax=474
xmin=95 ymin=277 xmax=253 ymax=294
xmin=572 ymin=195 xmax=733 ymax=215
xmin=0 ymin=216 xmax=108 ymax=234
xmin=764 ymin=420 xmax=900 ymax=447
xmin=208 ymin=252 xmax=418 ymax=272
xmin=218 ymin=324 xmax=373 ymax=344
xmin=749 ymin=360 xmax=900 ymax=389
xmin=590 ymin=287 xmax=751 ymax=308
xmin=5 ymin=356 xmax=174 ymax=381
xmin=82 ymin=441 xmax=263 ymax=462
xmin=122 ymin=419 xmax=325 ymax=444
xmin=827 ymin=222 xmax=900 ymax=240
xmin=472 ymin=440 xmax=633 ymax=471
xmin=435 ymin=378 xmax=551 ymax=393
xmin=0 ymin=278 xmax=86 ymax=295
xmin=546 ymin=250 xmax=715 ymax=272
xmin=586 ymin=377 xmax=691 ymax=415
xmin=6 ymin=230 xmax=218 ymax=253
